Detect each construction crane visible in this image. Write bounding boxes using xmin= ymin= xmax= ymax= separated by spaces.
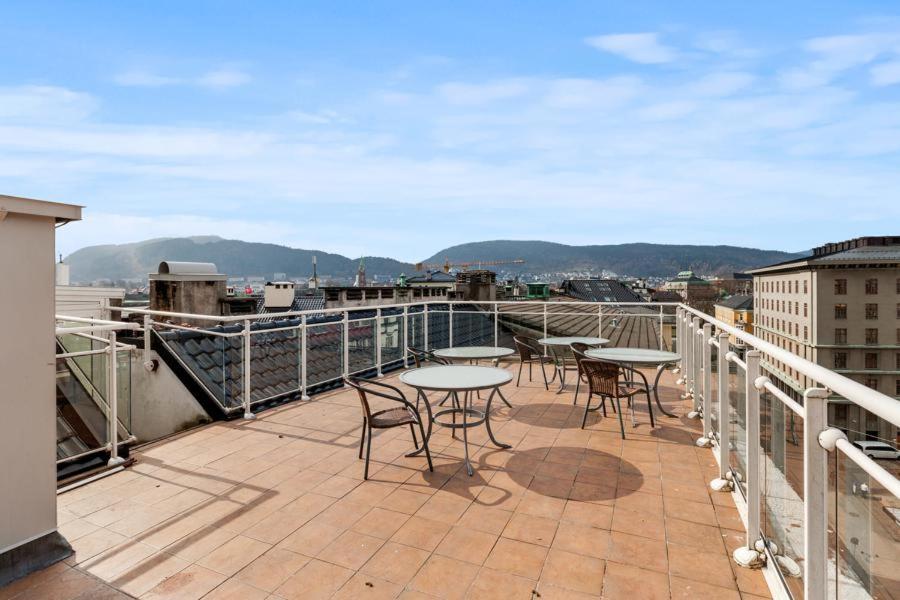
xmin=414 ymin=258 xmax=526 ymax=273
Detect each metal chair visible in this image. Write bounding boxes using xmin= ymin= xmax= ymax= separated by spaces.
xmin=513 ymin=335 xmax=553 ymax=389
xmin=345 ymin=376 xmax=433 ymax=479
xmin=578 ymin=359 xmax=654 ymax=438
xmin=407 ymin=346 xmax=449 ymax=368
xmin=569 ymin=342 xmax=592 ymax=404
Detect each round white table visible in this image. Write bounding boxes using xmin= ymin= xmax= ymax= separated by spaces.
xmin=585 ymin=348 xmax=681 ymax=417
xmin=538 ymin=336 xmax=609 ymax=393
xmin=432 ymin=347 xmax=515 ymax=408
xmin=400 ymin=365 xmax=512 ymax=476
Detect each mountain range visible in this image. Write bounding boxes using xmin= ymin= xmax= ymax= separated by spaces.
xmin=65 ymin=236 xmax=806 ymax=283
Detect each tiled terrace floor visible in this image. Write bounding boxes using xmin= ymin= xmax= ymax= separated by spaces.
xmin=4 ymin=367 xmax=771 ymax=600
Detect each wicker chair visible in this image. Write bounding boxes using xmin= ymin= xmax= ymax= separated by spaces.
xmin=569 ymin=342 xmax=593 ymax=404
xmin=578 ymin=359 xmax=654 ymax=438
xmin=345 ymin=376 xmax=433 ymax=479
xmin=513 ymin=335 xmax=553 ymax=389
xmin=407 ymin=346 xmax=449 ymax=368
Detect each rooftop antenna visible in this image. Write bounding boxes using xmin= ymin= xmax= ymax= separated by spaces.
xmin=310 ymin=255 xmax=319 ymax=289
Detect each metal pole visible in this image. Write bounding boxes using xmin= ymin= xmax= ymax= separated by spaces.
xmin=449 ymin=303 xmax=454 ymax=348
xmin=687 ymin=317 xmax=701 ymax=417
xmin=542 ymin=304 xmax=548 ymax=356
xmin=733 ymin=350 xmax=764 ymax=568
xmin=107 ymin=330 xmax=124 ymax=466
xmin=804 ymin=387 xmax=831 ymax=599
xmin=697 ymin=323 xmax=713 ymax=447
xmin=143 ymin=314 xmax=151 ymax=362
xmin=711 ymin=332 xmax=732 ymax=491
xmin=424 ymin=304 xmax=430 ymax=350
xmin=376 ymin=308 xmax=383 ymax=377
xmin=342 ymin=311 xmax=350 ymax=383
xmin=658 ymin=306 xmax=664 ymax=350
xmin=402 ymin=306 xmax=409 ymax=367
xmin=242 ymin=320 xmax=254 ymax=419
xmin=494 ymin=303 xmax=499 ymax=347
xmin=597 ymin=304 xmax=602 ymax=338
xmin=300 ymin=315 xmax=309 ymax=400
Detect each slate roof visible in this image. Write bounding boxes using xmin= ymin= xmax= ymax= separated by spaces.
xmin=715 ymin=294 xmax=754 ymax=311
xmin=157 ymin=303 xmax=495 ymax=413
xmin=561 ymin=279 xmax=644 ymax=303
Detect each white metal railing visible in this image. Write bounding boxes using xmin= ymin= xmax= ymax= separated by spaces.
xmin=110 ymin=300 xmax=678 ymax=418
xmin=675 ymin=305 xmax=900 ymax=600
xmin=56 ymin=316 xmax=139 ymax=467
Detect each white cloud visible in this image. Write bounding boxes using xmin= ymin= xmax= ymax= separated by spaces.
xmin=780 ymin=32 xmax=900 ymax=89
xmin=437 ymin=79 xmax=530 ymax=105
xmin=0 ymin=85 xmax=96 ymax=121
xmin=197 ymin=68 xmax=252 ymax=89
xmin=113 ymin=66 xmax=252 ymax=89
xmin=585 ymin=33 xmax=677 ymax=64
xmin=871 ymin=59 xmax=900 ymax=86
xmin=113 ymin=71 xmax=182 ymax=87
xmin=686 ymin=72 xmax=756 ymax=96
xmin=542 ymin=76 xmax=642 ymax=109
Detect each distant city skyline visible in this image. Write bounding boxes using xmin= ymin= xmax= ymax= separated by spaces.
xmin=1 ymin=1 xmax=899 ymax=260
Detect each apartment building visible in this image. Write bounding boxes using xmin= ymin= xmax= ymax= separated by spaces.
xmin=749 ymin=236 xmax=900 ymax=442
xmin=713 ymin=294 xmax=754 ymax=346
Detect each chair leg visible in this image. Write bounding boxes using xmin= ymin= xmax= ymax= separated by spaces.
xmin=601 ymin=396 xmax=608 ymax=417
xmin=364 ymin=426 xmax=373 ymax=479
xmin=581 ymin=393 xmax=592 ymax=428
xmin=529 ymin=361 xmax=533 ymax=382
xmin=418 ymin=419 xmax=433 ymax=472
xmin=574 ymin=376 xmax=580 ymax=405
xmin=409 ymin=423 xmax=419 ymax=449
xmin=645 ymin=390 xmax=655 ymax=428
xmin=540 ymin=360 xmax=549 ymax=390
xmin=516 ymin=362 xmax=523 ymax=386
xmin=358 ymin=418 xmax=366 ymax=459
xmin=613 ymin=397 xmax=626 ymax=439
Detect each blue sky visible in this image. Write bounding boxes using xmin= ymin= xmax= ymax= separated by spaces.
xmin=1 ymin=1 xmax=899 ymax=260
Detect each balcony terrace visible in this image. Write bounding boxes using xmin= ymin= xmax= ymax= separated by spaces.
xmin=6 ymin=366 xmax=767 ymax=600
xmin=5 ymin=300 xmax=899 ymax=600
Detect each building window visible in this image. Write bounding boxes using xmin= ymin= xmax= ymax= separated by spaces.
xmin=834 ymin=304 xmax=847 ymax=319
xmin=896 ymin=303 xmax=900 ymax=319
xmin=865 ymin=353 xmax=878 ymax=369
xmin=803 ymin=303 xmax=808 ymax=317
xmin=896 ymin=278 xmax=900 ymax=293
xmin=865 ymin=303 xmax=878 ymax=319
xmin=896 ymin=380 xmax=900 ymax=396
xmin=803 ymin=280 xmax=808 ymax=294
xmin=835 ymin=279 xmax=847 ymax=295
xmin=865 ymin=278 xmax=878 ymax=294
xmin=865 ymin=328 xmax=878 ymax=344
xmin=834 ymin=352 xmax=847 ymax=369
xmin=794 ymin=301 xmax=799 ymax=315
xmin=835 ymin=328 xmax=847 ymax=344
xmin=865 ymin=378 xmax=878 ymax=390
xmin=803 ymin=326 xmax=808 ymax=341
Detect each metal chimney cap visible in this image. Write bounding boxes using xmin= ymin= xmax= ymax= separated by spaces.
xmin=157 ymin=261 xmax=218 ymax=275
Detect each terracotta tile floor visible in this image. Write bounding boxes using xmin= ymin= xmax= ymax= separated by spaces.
xmin=3 ymin=366 xmax=771 ymax=599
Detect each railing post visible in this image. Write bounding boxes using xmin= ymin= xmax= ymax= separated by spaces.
xmin=300 ymin=315 xmax=309 ymax=400
xmin=424 ymin=304 xmax=430 ymax=350
xmin=448 ymin=303 xmax=454 ymax=348
xmin=493 ymin=303 xmax=499 ymax=347
xmin=242 ymin=319 xmax=254 ymax=419
xmin=597 ymin=304 xmax=603 ymax=338
xmin=711 ymin=332 xmax=733 ymax=491
xmin=542 ymin=303 xmax=548 ymax=356
xmin=142 ymin=314 xmax=152 ymax=363
xmin=342 ymin=311 xmax=350 ymax=383
xmin=681 ymin=316 xmax=694 ymax=399
xmin=688 ymin=317 xmax=702 ymax=417
xmin=696 ymin=323 xmax=713 ymax=447
xmin=107 ymin=330 xmax=124 ymax=466
xmin=804 ymin=387 xmax=831 ymax=600
xmin=658 ymin=305 xmax=664 ymax=350
xmin=402 ymin=306 xmax=409 ymax=367
xmin=733 ymin=349 xmax=764 ymax=568
xmin=376 ymin=308 xmax=383 ymax=377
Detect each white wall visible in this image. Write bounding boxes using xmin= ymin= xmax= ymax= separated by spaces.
xmin=0 ymin=213 xmax=57 ymax=554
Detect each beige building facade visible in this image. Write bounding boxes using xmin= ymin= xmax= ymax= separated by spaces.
xmin=750 ymin=237 xmax=900 ymax=442
xmin=0 ymin=195 xmax=82 ymax=583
